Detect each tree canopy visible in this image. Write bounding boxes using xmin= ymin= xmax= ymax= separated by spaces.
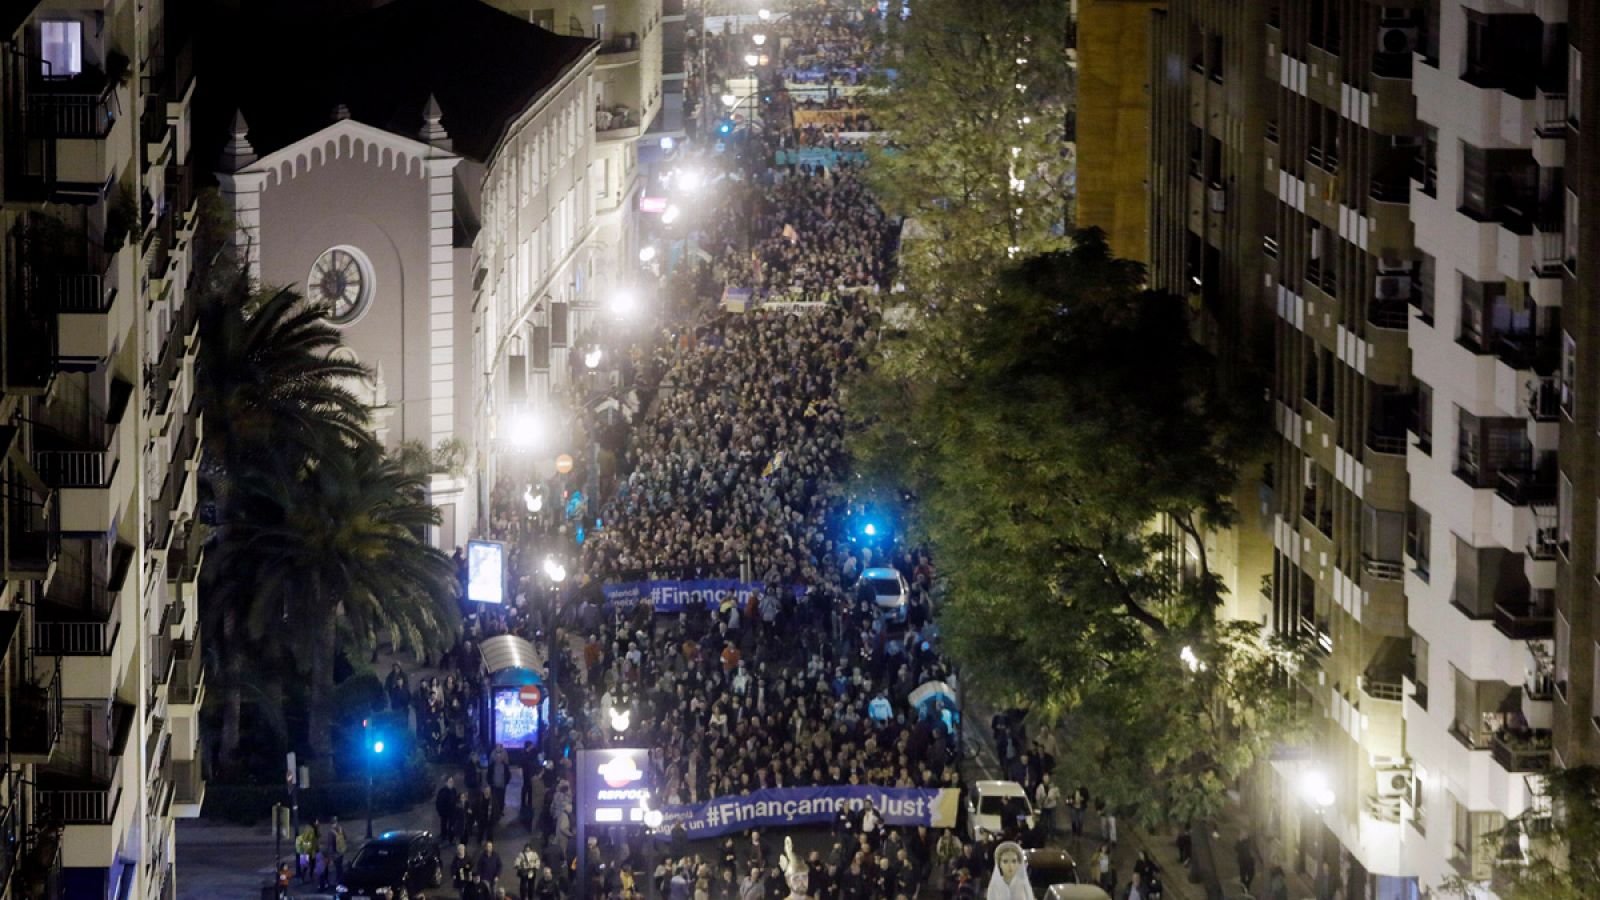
xmin=846 ymin=231 xmax=1303 ymax=822
xmin=864 ymin=0 xmax=1075 ymax=291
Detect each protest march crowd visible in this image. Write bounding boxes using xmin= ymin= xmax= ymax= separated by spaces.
xmin=310 ymin=3 xmax=1121 ymax=899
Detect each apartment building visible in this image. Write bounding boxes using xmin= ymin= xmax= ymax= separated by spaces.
xmin=487 ymin=0 xmax=670 ymax=297
xmin=0 ymin=0 xmax=205 ymax=897
xmin=1147 ymin=1 xmax=1596 ymax=897
xmin=1552 ymin=0 xmax=1600 ymax=776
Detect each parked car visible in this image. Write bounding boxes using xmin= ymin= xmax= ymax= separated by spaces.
xmin=859 ymin=566 xmax=910 ymax=618
xmin=967 ymin=779 xmax=1037 ymax=844
xmin=336 ymin=831 xmax=442 ymax=898
xmin=1026 ymin=847 xmax=1081 ymax=894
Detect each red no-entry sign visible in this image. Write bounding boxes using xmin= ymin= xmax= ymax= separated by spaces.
xmin=518 ymin=684 xmax=543 ymax=708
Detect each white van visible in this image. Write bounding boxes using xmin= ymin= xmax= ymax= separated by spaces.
xmin=967 ymin=779 xmax=1036 ymax=843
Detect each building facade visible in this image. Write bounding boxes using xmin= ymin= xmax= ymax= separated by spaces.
xmin=0 ymin=0 xmax=205 ymax=896
xmin=216 ymin=0 xmax=619 ymax=544
xmin=1149 ymin=1 xmax=1595 ymax=897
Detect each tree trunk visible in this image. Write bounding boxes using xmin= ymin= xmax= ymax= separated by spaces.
xmin=221 ymin=681 xmax=242 ymax=772
xmin=307 ymin=614 xmax=338 ymax=765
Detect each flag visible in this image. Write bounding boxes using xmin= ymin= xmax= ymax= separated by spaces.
xmin=762 ymin=451 xmax=786 ymax=478
xmin=782 ymin=223 xmax=800 ymax=243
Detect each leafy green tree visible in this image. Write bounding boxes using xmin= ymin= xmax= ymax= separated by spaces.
xmin=864 ymin=0 xmax=1075 ymax=292
xmin=848 ymin=230 xmax=1303 ymax=822
xmin=1441 ymin=766 xmax=1600 ymax=900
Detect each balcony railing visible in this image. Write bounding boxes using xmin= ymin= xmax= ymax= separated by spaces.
xmin=1528 ymin=506 xmax=1559 ymax=559
xmin=1490 ymin=731 xmax=1551 ymax=773
xmin=1534 ymin=90 xmax=1568 ymax=138
xmin=1494 ymin=590 xmax=1555 ymax=640
xmin=598 ymin=31 xmax=639 ymax=54
xmin=1527 ymin=375 xmax=1561 ymax=422
xmin=596 ymin=106 xmax=642 ymax=133
xmin=37 ymin=772 xmax=121 ymax=825
xmin=1362 ymin=554 xmax=1405 ymax=582
xmin=1361 ymin=674 xmax=1406 ymax=702
xmin=28 ymin=86 xmax=115 ymax=139
xmin=6 ymin=658 xmax=63 ymax=758
xmin=32 ymin=450 xmax=110 ymax=489
xmin=172 ymin=758 xmax=202 ymax=806
xmin=1367 ymin=298 xmax=1410 ymax=331
xmin=1496 ymin=468 xmax=1558 ymax=506
xmin=169 ymin=638 xmax=202 ymax=705
xmin=55 ymin=269 xmax=115 ymax=314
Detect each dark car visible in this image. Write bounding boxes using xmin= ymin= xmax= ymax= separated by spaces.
xmin=1026 ymin=847 xmax=1080 ymax=894
xmin=336 ymin=831 xmax=442 ymax=898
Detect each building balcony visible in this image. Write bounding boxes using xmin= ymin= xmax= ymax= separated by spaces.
xmin=37 ymin=705 xmax=131 ymax=828
xmin=170 ymin=757 xmax=204 ymax=818
xmin=169 ymin=637 xmax=204 ymax=709
xmin=1527 ymin=505 xmax=1559 ymax=560
xmin=28 ymin=82 xmax=116 ymax=141
xmin=1493 ymin=589 xmax=1554 ymax=640
xmin=34 ymin=380 xmax=135 ymax=535
xmin=596 ymin=105 xmax=643 ymax=140
xmin=597 ymin=31 xmax=642 ymax=66
xmin=1495 ymin=467 xmax=1558 ymax=507
xmin=3 ymin=468 xmax=60 ymax=581
xmin=1490 ymin=729 xmax=1551 ymax=773
xmin=56 ymin=252 xmax=134 ymax=366
xmin=4 ymin=263 xmax=58 ymax=396
xmin=6 ymin=657 xmax=63 ymax=764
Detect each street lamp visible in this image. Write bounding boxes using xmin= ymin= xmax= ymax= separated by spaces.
xmin=609 ymin=706 xmax=631 ymax=734
xmin=721 ymin=92 xmax=739 ymax=109
xmin=543 ymin=556 xmax=567 ymax=584
xmin=507 ymin=408 xmax=547 ymax=451
xmin=752 ymin=32 xmax=767 ymax=46
xmin=584 ymin=346 xmax=603 ymax=369
xmin=523 ymin=485 xmax=543 ymax=514
xmin=638 ymin=245 xmax=657 ymax=263
xmin=660 ymin=205 xmax=681 ymax=225
xmin=674 ymin=167 xmax=703 ymax=193
xmin=1298 ymin=768 xmax=1335 ymax=811
xmin=610 ymin=287 xmax=640 ymax=318
xmin=744 ymin=52 xmax=760 ymax=67
xmin=758 ymin=7 xmax=771 ymax=20
xmin=364 ymin=718 xmax=386 ymax=838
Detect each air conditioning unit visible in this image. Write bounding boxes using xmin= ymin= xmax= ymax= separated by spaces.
xmin=1375 ymin=273 xmax=1413 ymax=299
xmin=1208 ymin=185 xmax=1226 ymax=212
xmin=1379 ymin=26 xmax=1418 ymax=55
xmin=1377 ymin=768 xmax=1412 ymax=799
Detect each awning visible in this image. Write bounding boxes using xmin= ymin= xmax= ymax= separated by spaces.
xmin=480 ymin=634 xmax=541 ymax=676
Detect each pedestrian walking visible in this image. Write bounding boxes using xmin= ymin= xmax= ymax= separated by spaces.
xmin=515 ymin=841 xmax=541 ymax=900
xmin=1070 ymin=786 xmax=1089 ymax=838
xmin=1036 ymin=774 xmax=1061 ymax=839
xmin=1235 ymin=831 xmax=1257 ymax=894
xmin=437 ymin=775 xmax=461 ymax=844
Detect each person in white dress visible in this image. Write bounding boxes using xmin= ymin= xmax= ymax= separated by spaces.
xmin=986 ymin=840 xmax=1035 ymax=900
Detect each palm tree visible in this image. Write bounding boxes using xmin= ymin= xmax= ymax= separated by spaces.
xmin=196 ymin=276 xmax=377 ymax=517
xmin=226 ymin=440 xmax=461 ymax=764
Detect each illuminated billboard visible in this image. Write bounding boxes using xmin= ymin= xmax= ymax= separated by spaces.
xmin=575 ymin=747 xmax=653 ymax=825
xmin=491 ymin=685 xmax=543 ymax=748
xmin=466 ymin=540 xmax=505 ymax=604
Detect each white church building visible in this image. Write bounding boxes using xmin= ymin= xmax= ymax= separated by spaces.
xmin=216 ymin=0 xmax=630 ymax=545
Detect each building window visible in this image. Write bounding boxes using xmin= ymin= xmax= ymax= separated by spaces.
xmin=1562 ymin=331 xmax=1577 ymax=417
xmin=1419 ymin=127 xmax=1438 ymax=197
xmin=1208 ymin=33 xmax=1224 ymax=83
xmin=1559 ymin=473 xmax=1574 ymax=555
xmin=1411 ymin=379 xmax=1433 ymax=453
xmin=1421 ymin=0 xmax=1441 ymax=67
xmin=1411 ymin=632 xmax=1431 ymax=710
xmin=592 ymin=4 xmax=607 ymax=40
xmin=1566 ymin=189 xmax=1580 ymax=273
xmin=1406 ymin=502 xmax=1432 ymax=580
xmin=1454 ymin=408 xmax=1528 ymax=487
xmin=1556 ymin=611 xmax=1570 ymax=696
xmin=1459 ymin=143 xmax=1539 ymax=223
xmin=39 ymin=20 xmax=82 ymax=78
xmin=1571 ymin=47 xmax=1583 ymax=128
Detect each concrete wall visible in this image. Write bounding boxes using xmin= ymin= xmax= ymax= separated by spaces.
xmin=1076 ymin=0 xmax=1161 ymax=264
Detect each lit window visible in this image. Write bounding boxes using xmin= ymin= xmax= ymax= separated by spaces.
xmin=40 ymin=20 xmax=82 ymax=78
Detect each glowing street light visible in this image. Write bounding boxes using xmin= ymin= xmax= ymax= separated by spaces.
xmin=584 ymin=346 xmax=604 ymax=369
xmin=543 ymin=556 xmax=567 ymax=583
xmin=1298 ymin=768 xmax=1335 ymax=810
xmin=721 ymin=92 xmax=739 ymax=108
xmin=609 ymin=706 xmax=631 ymax=733
xmin=758 ymin=8 xmax=771 ymax=20
xmin=744 ymin=52 xmax=760 ymax=67
xmin=610 ymin=287 xmax=640 ymax=318
xmin=638 ymin=245 xmax=657 ymax=263
xmin=658 ymin=136 xmax=675 ymax=151
xmin=523 ymin=485 xmax=543 ymax=514
xmin=752 ymin=32 xmax=767 ymax=46
xmin=1179 ymin=645 xmax=1206 ymax=673
xmin=506 ymin=408 xmax=547 ymax=450
xmin=661 ymin=205 xmax=681 ymax=225
xmin=674 ymin=167 xmax=703 ymax=193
